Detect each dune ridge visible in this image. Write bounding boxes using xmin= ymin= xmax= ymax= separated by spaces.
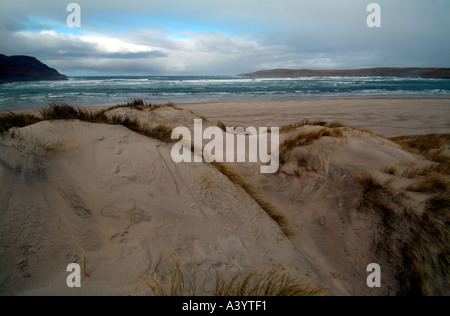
xmin=0 ymin=99 xmax=448 ymax=296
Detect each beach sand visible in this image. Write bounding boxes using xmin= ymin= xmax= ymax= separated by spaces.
xmin=0 ymin=98 xmax=449 ymax=296
xmin=181 ymin=98 xmax=450 ymax=137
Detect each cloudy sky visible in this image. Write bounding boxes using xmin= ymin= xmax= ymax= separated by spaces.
xmin=1 ymin=0 xmax=449 ymax=76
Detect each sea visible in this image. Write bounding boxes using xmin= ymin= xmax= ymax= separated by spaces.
xmin=1 ymin=76 xmax=449 ymax=111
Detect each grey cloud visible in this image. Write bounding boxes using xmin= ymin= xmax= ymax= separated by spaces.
xmin=47 ymin=57 xmax=165 ymax=76
xmin=0 ymin=0 xmax=448 ymax=75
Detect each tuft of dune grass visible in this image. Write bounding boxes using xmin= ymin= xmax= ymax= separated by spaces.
xmin=390 ymin=134 xmax=450 ymax=155
xmin=106 ymin=99 xmax=182 ymax=112
xmin=390 ymin=134 xmax=450 ymax=175
xmin=0 ymin=113 xmax=42 ymax=135
xmin=397 ymin=195 xmax=450 ymax=295
xmin=217 ymin=121 xmax=227 ymax=132
xmin=109 ymin=115 xmax=172 ymax=143
xmin=279 ymin=120 xmax=350 ymax=134
xmin=280 ymin=127 xmax=343 ymax=165
xmin=381 ymin=165 xmax=397 ymax=175
xmin=213 ymin=268 xmax=323 ymax=296
xmin=357 ymin=170 xmax=384 ymax=194
xmin=406 ymin=175 xmax=449 ymax=193
xmin=143 ymin=261 xmax=322 ymax=296
xmin=142 ymin=261 xmax=193 ymax=296
xmin=427 ymin=154 xmax=450 ymax=175
xmin=40 ymin=103 xmax=109 ymax=123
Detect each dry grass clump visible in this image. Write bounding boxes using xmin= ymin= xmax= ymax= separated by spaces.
xmin=211 ymin=161 xmax=295 ymax=237
xmin=390 ymin=134 xmax=450 ymax=175
xmin=0 ymin=113 xmax=42 ymax=135
xmin=124 ymin=98 xmax=146 ymax=108
xmin=279 ymin=119 xmax=346 ymax=134
xmin=108 ymin=99 xmax=182 ymax=112
xmin=357 ymin=170 xmax=384 ymax=193
xmin=406 ymin=175 xmax=449 ymax=193
xmin=40 ymin=103 xmax=109 ymax=123
xmin=279 ymin=127 xmax=343 ymax=165
xmin=397 ymin=194 xmax=450 ymax=296
xmin=381 ymin=165 xmax=397 ymax=175
xmin=281 ymin=127 xmax=343 ymax=151
xmin=213 ymin=268 xmax=322 ymax=296
xmin=356 ymin=170 xmax=449 ymax=296
xmin=143 ymin=262 xmax=322 ymax=296
xmin=143 ymin=261 xmax=195 ymax=296
xmin=427 ymin=154 xmax=450 ymax=175
xmin=109 ymin=115 xmax=172 ymax=142
xmin=217 ymin=121 xmax=227 ymax=132
xmin=390 ymin=134 xmax=450 ymax=155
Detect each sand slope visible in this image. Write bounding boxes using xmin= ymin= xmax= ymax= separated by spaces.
xmin=0 ymin=120 xmax=305 ymax=296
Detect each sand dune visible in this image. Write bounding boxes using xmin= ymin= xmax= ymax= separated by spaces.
xmin=0 ymin=99 xmax=448 ymax=296
xmin=228 ymin=125 xmax=435 ymax=295
xmin=0 ymin=119 xmax=308 ymax=296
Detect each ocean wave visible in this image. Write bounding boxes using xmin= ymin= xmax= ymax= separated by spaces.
xmin=1 ymin=76 xmax=449 ymax=110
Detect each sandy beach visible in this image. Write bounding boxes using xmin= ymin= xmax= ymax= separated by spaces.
xmin=181 ymin=98 xmax=450 ymax=137
xmin=0 ymin=98 xmax=449 ymax=296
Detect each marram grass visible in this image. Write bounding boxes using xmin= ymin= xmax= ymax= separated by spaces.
xmin=142 ymin=263 xmax=323 ymax=296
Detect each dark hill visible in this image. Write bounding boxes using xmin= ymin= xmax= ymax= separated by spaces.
xmin=0 ymin=54 xmax=68 ymax=84
xmin=240 ymin=68 xmax=450 ymax=79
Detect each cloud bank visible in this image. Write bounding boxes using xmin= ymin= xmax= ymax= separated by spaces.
xmin=0 ymin=0 xmax=449 ymax=76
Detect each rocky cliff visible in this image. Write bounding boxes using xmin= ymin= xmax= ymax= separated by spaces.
xmin=0 ymin=54 xmax=68 ymax=84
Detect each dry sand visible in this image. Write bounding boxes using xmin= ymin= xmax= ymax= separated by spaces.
xmin=0 ymin=98 xmax=449 ymax=296
xmin=180 ymin=98 xmax=450 ymax=137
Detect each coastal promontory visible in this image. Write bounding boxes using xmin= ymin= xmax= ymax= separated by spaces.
xmin=0 ymin=54 xmax=68 ymax=84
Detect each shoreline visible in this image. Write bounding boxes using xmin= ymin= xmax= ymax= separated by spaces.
xmin=3 ymin=95 xmax=450 ymax=110
xmin=2 ymin=94 xmax=450 ymax=113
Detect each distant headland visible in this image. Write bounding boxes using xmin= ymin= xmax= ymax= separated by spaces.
xmin=0 ymin=54 xmax=68 ymax=84
xmin=240 ymin=67 xmax=450 ymax=79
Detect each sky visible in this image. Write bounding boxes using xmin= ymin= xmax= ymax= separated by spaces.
xmin=0 ymin=0 xmax=449 ymax=76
